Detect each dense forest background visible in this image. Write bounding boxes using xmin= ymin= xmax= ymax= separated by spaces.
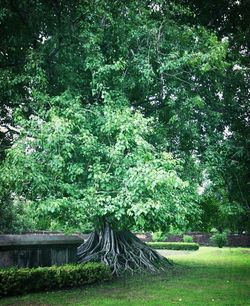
xmin=0 ymin=0 xmax=249 ymax=235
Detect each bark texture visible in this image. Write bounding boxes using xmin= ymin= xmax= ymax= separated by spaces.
xmin=77 ymin=224 xmax=172 ymax=275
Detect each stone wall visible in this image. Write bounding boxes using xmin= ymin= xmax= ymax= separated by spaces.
xmin=0 ymin=233 xmax=84 ymax=268
xmin=227 ymin=234 xmax=250 ymax=247
xmin=135 ymin=232 xmax=250 ymax=247
xmin=1 ymin=231 xmax=249 ymax=269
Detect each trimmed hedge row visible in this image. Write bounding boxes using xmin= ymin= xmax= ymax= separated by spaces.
xmin=147 ymin=242 xmax=199 ymax=250
xmin=0 ymin=262 xmax=111 ymax=297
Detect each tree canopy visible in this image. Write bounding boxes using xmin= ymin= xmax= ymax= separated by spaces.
xmin=0 ymin=0 xmax=249 ymax=234
xmin=1 ymin=91 xmax=198 ymax=232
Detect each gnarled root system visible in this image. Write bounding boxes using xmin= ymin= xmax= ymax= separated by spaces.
xmin=78 ymin=224 xmax=172 ymax=275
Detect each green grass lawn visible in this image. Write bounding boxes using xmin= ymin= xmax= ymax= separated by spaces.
xmin=1 ymin=247 xmax=250 ymax=306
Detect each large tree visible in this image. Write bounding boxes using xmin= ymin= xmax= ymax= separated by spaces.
xmin=0 ymin=0 xmax=230 ymax=232
xmin=1 ymin=1 xmax=248 ymax=273
xmin=1 ymin=92 xmax=198 ymax=274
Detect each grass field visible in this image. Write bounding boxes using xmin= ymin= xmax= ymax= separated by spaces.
xmin=1 ymin=247 xmax=250 ymax=306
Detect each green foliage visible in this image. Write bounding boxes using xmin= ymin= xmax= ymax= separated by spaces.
xmin=183 ymin=235 xmax=193 ymax=243
xmin=0 ymin=263 xmax=111 ymax=297
xmin=1 ymin=92 xmax=198 ymax=232
xmin=167 ymin=225 xmax=185 ymax=236
xmin=210 ymin=231 xmax=228 ymax=248
xmin=147 ymin=242 xmax=199 ymax=250
xmin=197 ymin=186 xmax=245 ymax=233
xmin=152 ymin=231 xmax=167 ymax=242
xmin=179 ymin=0 xmax=250 ymax=232
xmin=0 ymin=0 xmax=249 ymax=233
xmin=0 ymin=198 xmax=36 ymax=234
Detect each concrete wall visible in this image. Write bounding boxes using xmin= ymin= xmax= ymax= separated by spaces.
xmin=0 ymin=233 xmax=84 ymax=268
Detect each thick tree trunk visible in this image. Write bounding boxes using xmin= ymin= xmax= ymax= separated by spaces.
xmin=77 ymin=223 xmax=172 ymax=275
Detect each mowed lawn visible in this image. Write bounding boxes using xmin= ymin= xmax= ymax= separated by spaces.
xmin=1 ymin=247 xmax=250 ymax=306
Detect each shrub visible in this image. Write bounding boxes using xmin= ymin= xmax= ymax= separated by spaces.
xmin=0 ymin=262 xmax=111 ymax=297
xmin=210 ymin=228 xmax=218 ymax=234
xmin=211 ymin=232 xmax=228 ymax=248
xmin=152 ymin=231 xmax=167 ymax=242
xmin=147 ymin=242 xmax=199 ymax=250
xmin=183 ymin=235 xmax=193 ymax=243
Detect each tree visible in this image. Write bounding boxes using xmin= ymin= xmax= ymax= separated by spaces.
xmin=178 ymin=0 xmax=250 ymax=232
xmin=1 ymin=91 xmax=198 ymax=273
xmin=1 ymin=0 xmax=247 ymax=271
xmin=0 ymin=0 xmax=230 ymax=232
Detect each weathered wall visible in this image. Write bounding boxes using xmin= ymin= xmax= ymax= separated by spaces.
xmin=0 ymin=233 xmax=84 ymax=268
xmin=1 ymin=231 xmax=249 ymax=269
xmin=135 ymin=232 xmax=250 ymax=247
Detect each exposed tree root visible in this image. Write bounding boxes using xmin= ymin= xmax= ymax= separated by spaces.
xmin=77 ymin=224 xmax=172 ymax=275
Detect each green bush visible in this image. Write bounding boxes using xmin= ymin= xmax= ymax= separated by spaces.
xmin=211 ymin=232 xmax=228 ymax=248
xmin=183 ymin=235 xmax=193 ymax=243
xmin=0 ymin=263 xmax=111 ymax=297
xmin=152 ymin=231 xmax=167 ymax=242
xmin=147 ymin=242 xmax=199 ymax=250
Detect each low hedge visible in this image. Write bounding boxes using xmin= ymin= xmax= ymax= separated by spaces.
xmin=0 ymin=262 xmax=111 ymax=297
xmin=147 ymin=242 xmax=199 ymax=250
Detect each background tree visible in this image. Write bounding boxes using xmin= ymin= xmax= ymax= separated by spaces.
xmin=178 ymin=0 xmax=250 ymax=232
